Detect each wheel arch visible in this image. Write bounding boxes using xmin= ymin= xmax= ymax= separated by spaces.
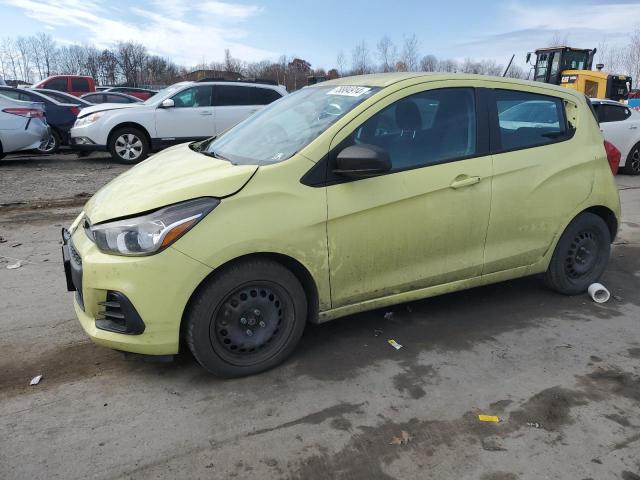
xmin=583 ymin=205 xmax=618 ymax=241
xmin=180 ymin=252 xmax=320 ymax=340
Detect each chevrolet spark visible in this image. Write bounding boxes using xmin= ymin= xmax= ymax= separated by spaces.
xmin=63 ymin=73 xmax=621 ymax=377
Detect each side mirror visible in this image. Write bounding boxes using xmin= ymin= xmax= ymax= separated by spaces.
xmin=333 ymin=144 xmax=391 ymax=178
xmin=525 ymin=52 xmax=531 ymax=64
xmin=160 ymin=98 xmax=174 ymax=108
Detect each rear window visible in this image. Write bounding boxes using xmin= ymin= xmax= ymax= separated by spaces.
xmin=495 ymin=90 xmax=569 ymax=151
xmin=46 ymin=78 xmax=67 ymax=91
xmin=106 ymin=94 xmax=131 ymax=103
xmin=250 ymin=87 xmax=282 ymax=105
xmin=72 ymin=78 xmax=90 ymax=92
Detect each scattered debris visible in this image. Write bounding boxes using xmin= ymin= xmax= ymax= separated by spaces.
xmin=10 ymin=243 xmax=22 ymax=247
xmin=388 ymin=339 xmax=403 ymax=350
xmin=374 ymin=328 xmax=383 ymax=337
xmin=7 ymin=261 xmax=22 ymax=270
xmin=478 ymin=414 xmax=500 ymax=423
xmin=30 ymin=375 xmax=43 ymax=386
xmin=588 ymin=282 xmax=610 ymax=303
xmin=384 ymin=312 xmax=394 ymax=320
xmin=554 ymin=343 xmax=573 ymax=349
xmin=389 ymin=430 xmax=411 ymax=445
xmin=482 ymin=437 xmax=507 ymax=451
xmin=526 ymin=422 xmax=542 ymax=428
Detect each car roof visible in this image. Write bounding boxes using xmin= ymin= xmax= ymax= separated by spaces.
xmin=590 ymin=98 xmax=629 ymax=107
xmin=314 ymin=72 xmax=581 ymax=97
xmin=193 ymin=80 xmax=286 ymax=91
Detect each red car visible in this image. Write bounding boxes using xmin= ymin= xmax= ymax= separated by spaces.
xmin=104 ymin=87 xmax=158 ymax=101
xmin=31 ymin=75 xmax=95 ymax=97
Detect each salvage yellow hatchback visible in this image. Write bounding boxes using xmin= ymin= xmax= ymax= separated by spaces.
xmin=63 ymin=73 xmax=621 ymax=377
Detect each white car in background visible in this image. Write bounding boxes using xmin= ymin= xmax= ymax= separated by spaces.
xmin=591 ymin=99 xmax=640 ymax=175
xmin=0 ymin=94 xmax=49 ymax=159
xmin=70 ymin=80 xmax=287 ymax=163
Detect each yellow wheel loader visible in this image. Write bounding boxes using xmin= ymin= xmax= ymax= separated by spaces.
xmin=527 ymin=46 xmax=632 ymax=101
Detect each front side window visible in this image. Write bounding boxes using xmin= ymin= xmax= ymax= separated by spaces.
xmin=106 ymin=94 xmax=131 ymax=103
xmin=72 ymin=78 xmax=90 ymax=92
xmin=496 ymin=90 xmax=568 ymax=151
xmin=203 ymin=85 xmax=379 ymax=165
xmin=46 ymin=78 xmax=67 ymax=91
xmin=171 ymin=86 xmax=212 ymax=108
xmin=347 ymin=88 xmax=476 ymax=171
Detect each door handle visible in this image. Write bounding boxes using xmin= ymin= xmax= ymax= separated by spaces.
xmin=199 ymin=111 xmax=213 ymax=116
xmin=450 ymin=175 xmax=481 ymax=189
xmin=630 ymin=125 xmax=638 ymax=130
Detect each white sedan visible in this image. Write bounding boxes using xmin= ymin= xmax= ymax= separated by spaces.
xmin=591 ymin=99 xmax=640 ymax=175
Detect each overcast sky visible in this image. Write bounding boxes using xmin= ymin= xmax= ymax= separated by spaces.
xmin=1 ymin=0 xmax=639 ymax=70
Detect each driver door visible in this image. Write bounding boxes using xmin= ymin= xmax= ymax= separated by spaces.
xmin=155 ymin=85 xmax=215 ymax=140
xmin=326 ymin=84 xmax=492 ymax=308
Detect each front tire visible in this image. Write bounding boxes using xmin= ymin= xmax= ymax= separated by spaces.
xmin=108 ymin=127 xmax=149 ymax=164
xmin=620 ymin=142 xmax=640 ymax=175
xmin=185 ymin=259 xmax=307 ymax=378
xmin=545 ymin=212 xmax=611 ymax=295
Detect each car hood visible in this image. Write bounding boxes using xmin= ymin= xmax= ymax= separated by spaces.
xmin=77 ymin=102 xmax=143 ymax=117
xmin=84 ymin=143 xmax=258 ymax=223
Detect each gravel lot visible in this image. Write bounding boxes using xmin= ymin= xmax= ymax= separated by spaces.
xmin=1 ymin=151 xmax=640 ymax=480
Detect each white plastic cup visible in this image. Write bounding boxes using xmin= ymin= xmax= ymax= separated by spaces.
xmin=588 ymin=283 xmax=610 ymax=304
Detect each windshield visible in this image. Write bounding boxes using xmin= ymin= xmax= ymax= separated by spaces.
xmin=203 ymin=85 xmax=379 ymax=165
xmin=561 ymin=51 xmax=589 ymax=71
xmin=143 ymin=83 xmax=187 ymax=105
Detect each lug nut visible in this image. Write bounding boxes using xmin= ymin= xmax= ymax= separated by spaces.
xmin=254 ymin=309 xmax=261 ymax=316
xmin=259 ymin=321 xmax=266 ymax=328
xmin=246 ymin=329 xmax=253 ymax=336
xmin=240 ymin=317 xmax=247 ymax=325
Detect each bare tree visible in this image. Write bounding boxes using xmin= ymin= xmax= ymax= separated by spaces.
xmin=376 ymin=36 xmax=397 ymax=72
xmin=336 ymin=50 xmax=346 ymax=76
xmin=624 ymin=27 xmax=640 ymax=84
xmin=36 ymin=33 xmax=56 ymax=77
xmin=223 ymin=49 xmax=243 ymax=74
xmin=1 ymin=38 xmax=20 ymax=81
xmin=15 ymin=36 xmax=32 ymax=82
xmin=351 ymin=40 xmax=371 ymax=75
xmin=437 ymin=58 xmax=458 ymax=73
xmin=420 ymin=54 xmax=437 ymax=72
xmin=401 ymin=34 xmax=420 ymax=72
xmin=548 ymin=32 xmax=569 ymax=47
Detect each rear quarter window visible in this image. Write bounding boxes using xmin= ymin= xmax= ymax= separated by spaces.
xmin=494 ymin=89 xmax=570 ymax=152
xmin=250 ymin=87 xmax=282 ymax=105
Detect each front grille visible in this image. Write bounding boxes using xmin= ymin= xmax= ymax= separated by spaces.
xmin=69 ymin=243 xmax=82 ymax=267
xmin=96 ymin=291 xmax=145 ymax=335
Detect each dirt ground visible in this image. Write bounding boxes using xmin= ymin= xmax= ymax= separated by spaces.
xmin=1 ymin=151 xmax=640 ymax=480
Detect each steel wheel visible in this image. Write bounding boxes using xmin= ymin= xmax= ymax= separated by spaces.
xmin=114 ymin=133 xmax=143 ymax=161
xmin=210 ymin=282 xmax=291 ymax=366
xmin=564 ymin=231 xmax=598 ymax=280
xmin=186 ymin=259 xmax=307 ymax=377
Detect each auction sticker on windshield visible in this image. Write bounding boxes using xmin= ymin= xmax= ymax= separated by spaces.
xmin=327 ymin=86 xmax=372 ymax=97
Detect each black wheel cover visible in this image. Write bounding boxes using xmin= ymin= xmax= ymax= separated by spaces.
xmin=209 ymin=281 xmax=293 ymax=366
xmin=564 ymin=229 xmax=602 ymax=282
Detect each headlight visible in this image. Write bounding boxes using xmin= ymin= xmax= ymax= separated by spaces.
xmin=88 ymin=198 xmax=219 ymax=256
xmin=74 ymin=112 xmax=104 ymax=127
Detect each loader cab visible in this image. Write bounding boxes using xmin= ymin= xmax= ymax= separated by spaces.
xmin=528 ymin=47 xmax=594 ymax=86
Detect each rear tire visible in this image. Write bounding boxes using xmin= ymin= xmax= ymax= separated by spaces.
xmin=108 ymin=127 xmax=149 ymax=164
xmin=185 ymin=259 xmax=307 ymax=378
xmin=545 ymin=212 xmax=611 ymax=295
xmin=620 ymin=142 xmax=640 ymax=175
xmin=38 ymin=129 xmax=61 ymax=154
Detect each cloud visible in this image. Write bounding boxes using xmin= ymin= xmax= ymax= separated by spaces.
xmin=0 ymin=0 xmax=276 ymax=66
xmin=448 ymin=1 xmax=639 ymax=68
